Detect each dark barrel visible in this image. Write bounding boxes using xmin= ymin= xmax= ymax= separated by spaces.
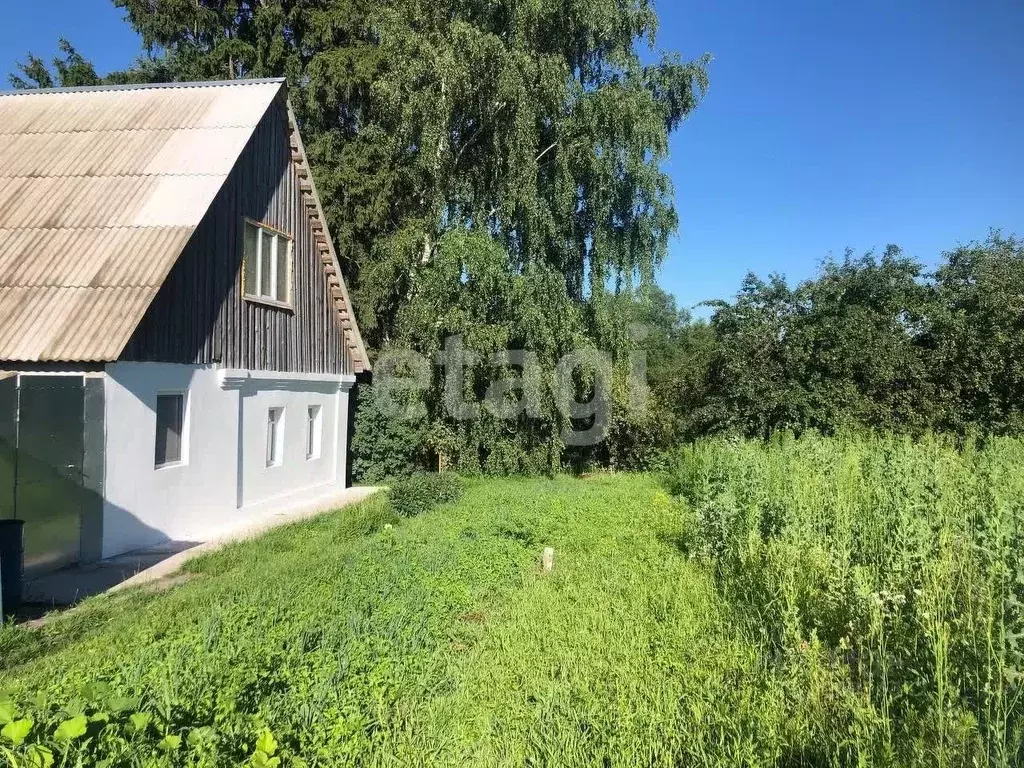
xmin=0 ymin=519 xmax=24 ymax=613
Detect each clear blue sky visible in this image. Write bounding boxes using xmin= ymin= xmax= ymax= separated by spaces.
xmin=2 ymin=0 xmax=1021 ymax=312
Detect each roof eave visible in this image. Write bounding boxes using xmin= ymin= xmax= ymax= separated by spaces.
xmin=0 ymin=77 xmax=287 ymax=98
xmin=285 ymin=103 xmax=371 ymax=373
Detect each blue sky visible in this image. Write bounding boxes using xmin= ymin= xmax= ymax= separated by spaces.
xmin=656 ymin=0 xmax=1024 ymax=311
xmin=2 ymin=0 xmax=1021 ymax=312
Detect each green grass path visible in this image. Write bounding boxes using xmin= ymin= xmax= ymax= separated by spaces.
xmin=0 ymin=476 xmax=787 ymax=766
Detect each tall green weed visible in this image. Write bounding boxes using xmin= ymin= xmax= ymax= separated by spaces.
xmin=666 ymin=433 xmax=1024 ymax=765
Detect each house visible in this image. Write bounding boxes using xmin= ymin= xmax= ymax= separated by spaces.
xmin=0 ymin=78 xmax=369 ymax=576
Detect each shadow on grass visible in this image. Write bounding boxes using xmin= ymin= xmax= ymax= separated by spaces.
xmin=0 ymin=589 xmax=159 ymax=673
xmin=655 ymin=530 xmax=692 ymax=558
xmin=1 ymin=494 xmax=398 ymax=674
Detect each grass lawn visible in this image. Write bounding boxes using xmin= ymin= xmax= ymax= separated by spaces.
xmin=1 ymin=438 xmax=1021 ymax=766
xmin=0 ymin=475 xmax=793 ymax=766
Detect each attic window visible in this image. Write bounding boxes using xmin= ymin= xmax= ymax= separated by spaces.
xmin=243 ymin=219 xmax=292 ymax=306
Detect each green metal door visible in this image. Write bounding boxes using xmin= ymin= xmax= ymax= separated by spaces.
xmin=0 ymin=375 xmax=15 ymax=521
xmin=16 ymin=376 xmax=85 ymax=575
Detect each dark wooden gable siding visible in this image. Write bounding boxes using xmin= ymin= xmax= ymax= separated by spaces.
xmin=121 ymin=95 xmax=352 ymax=375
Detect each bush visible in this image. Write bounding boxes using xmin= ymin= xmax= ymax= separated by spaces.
xmin=387 ymin=473 xmax=464 ymax=518
xmin=351 ymin=381 xmax=430 ymax=484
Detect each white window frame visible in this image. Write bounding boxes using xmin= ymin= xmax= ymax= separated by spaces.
xmin=306 ymin=404 xmax=323 ymax=461
xmin=242 ymin=218 xmax=293 ymax=308
xmin=267 ymin=406 xmax=285 ymax=468
xmin=154 ymin=390 xmax=189 ymax=469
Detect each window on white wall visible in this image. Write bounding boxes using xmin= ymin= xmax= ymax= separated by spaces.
xmin=242 ymin=219 xmax=292 ymax=305
xmin=266 ymin=407 xmax=284 ymax=467
xmin=155 ymin=393 xmax=186 ymax=468
xmin=306 ymin=405 xmax=322 ymax=460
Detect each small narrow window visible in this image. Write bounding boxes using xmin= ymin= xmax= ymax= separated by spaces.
xmin=260 ymin=229 xmax=274 ymax=297
xmin=267 ymin=407 xmax=284 ymax=467
xmin=243 ymin=222 xmax=259 ymax=294
xmin=242 ymin=220 xmax=292 ymax=305
xmin=155 ymin=393 xmax=186 ymax=468
xmin=275 ymin=237 xmax=290 ymax=301
xmin=306 ymin=405 xmax=322 ymax=460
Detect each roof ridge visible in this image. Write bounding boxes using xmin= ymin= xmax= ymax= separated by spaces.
xmin=0 ymin=225 xmax=196 ymax=232
xmin=0 ymin=125 xmax=269 ymax=135
xmin=0 ymin=284 xmax=161 ymax=289
xmin=0 ymin=173 xmax=229 ymax=180
xmin=0 ymin=77 xmax=286 ymax=98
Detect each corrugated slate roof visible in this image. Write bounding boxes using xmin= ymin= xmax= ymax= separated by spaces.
xmin=0 ymin=79 xmax=284 ymax=362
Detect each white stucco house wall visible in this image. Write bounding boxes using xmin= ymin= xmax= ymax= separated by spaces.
xmin=0 ymin=78 xmax=369 ymax=573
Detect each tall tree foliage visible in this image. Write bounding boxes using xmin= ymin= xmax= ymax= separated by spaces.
xmin=796 ymin=247 xmax=935 ymax=432
xmin=694 ymin=233 xmax=1024 ymax=441
xmin=64 ymin=0 xmax=707 ymax=351
xmin=930 ymin=233 xmax=1024 ymax=434
xmin=698 ymin=273 xmax=810 ymax=438
xmin=8 ymin=39 xmax=103 ymax=88
xmin=394 ymin=230 xmax=588 ymax=474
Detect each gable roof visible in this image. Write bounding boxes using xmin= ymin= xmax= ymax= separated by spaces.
xmin=0 ymin=78 xmax=368 ymax=371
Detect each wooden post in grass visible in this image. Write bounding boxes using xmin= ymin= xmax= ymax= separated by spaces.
xmin=542 ymin=547 xmax=555 ymax=573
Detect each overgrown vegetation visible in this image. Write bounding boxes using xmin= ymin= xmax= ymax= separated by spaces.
xmin=2 ymin=445 xmax=1021 ymax=765
xmin=667 ymin=433 xmax=1024 ymax=765
xmin=386 ymin=472 xmax=464 ymax=518
xmin=691 ymin=235 xmax=1024 ymax=440
xmin=0 ymin=477 xmax=758 ymax=766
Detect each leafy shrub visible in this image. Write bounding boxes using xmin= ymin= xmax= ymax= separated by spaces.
xmin=0 ymin=682 xmax=288 ymax=768
xmin=351 ymin=381 xmax=430 ymax=484
xmin=387 ymin=473 xmax=464 ymax=518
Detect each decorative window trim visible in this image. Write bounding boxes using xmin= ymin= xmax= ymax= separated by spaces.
xmin=218 ymin=370 xmax=356 ymax=392
xmin=241 ymin=217 xmax=294 ymax=309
